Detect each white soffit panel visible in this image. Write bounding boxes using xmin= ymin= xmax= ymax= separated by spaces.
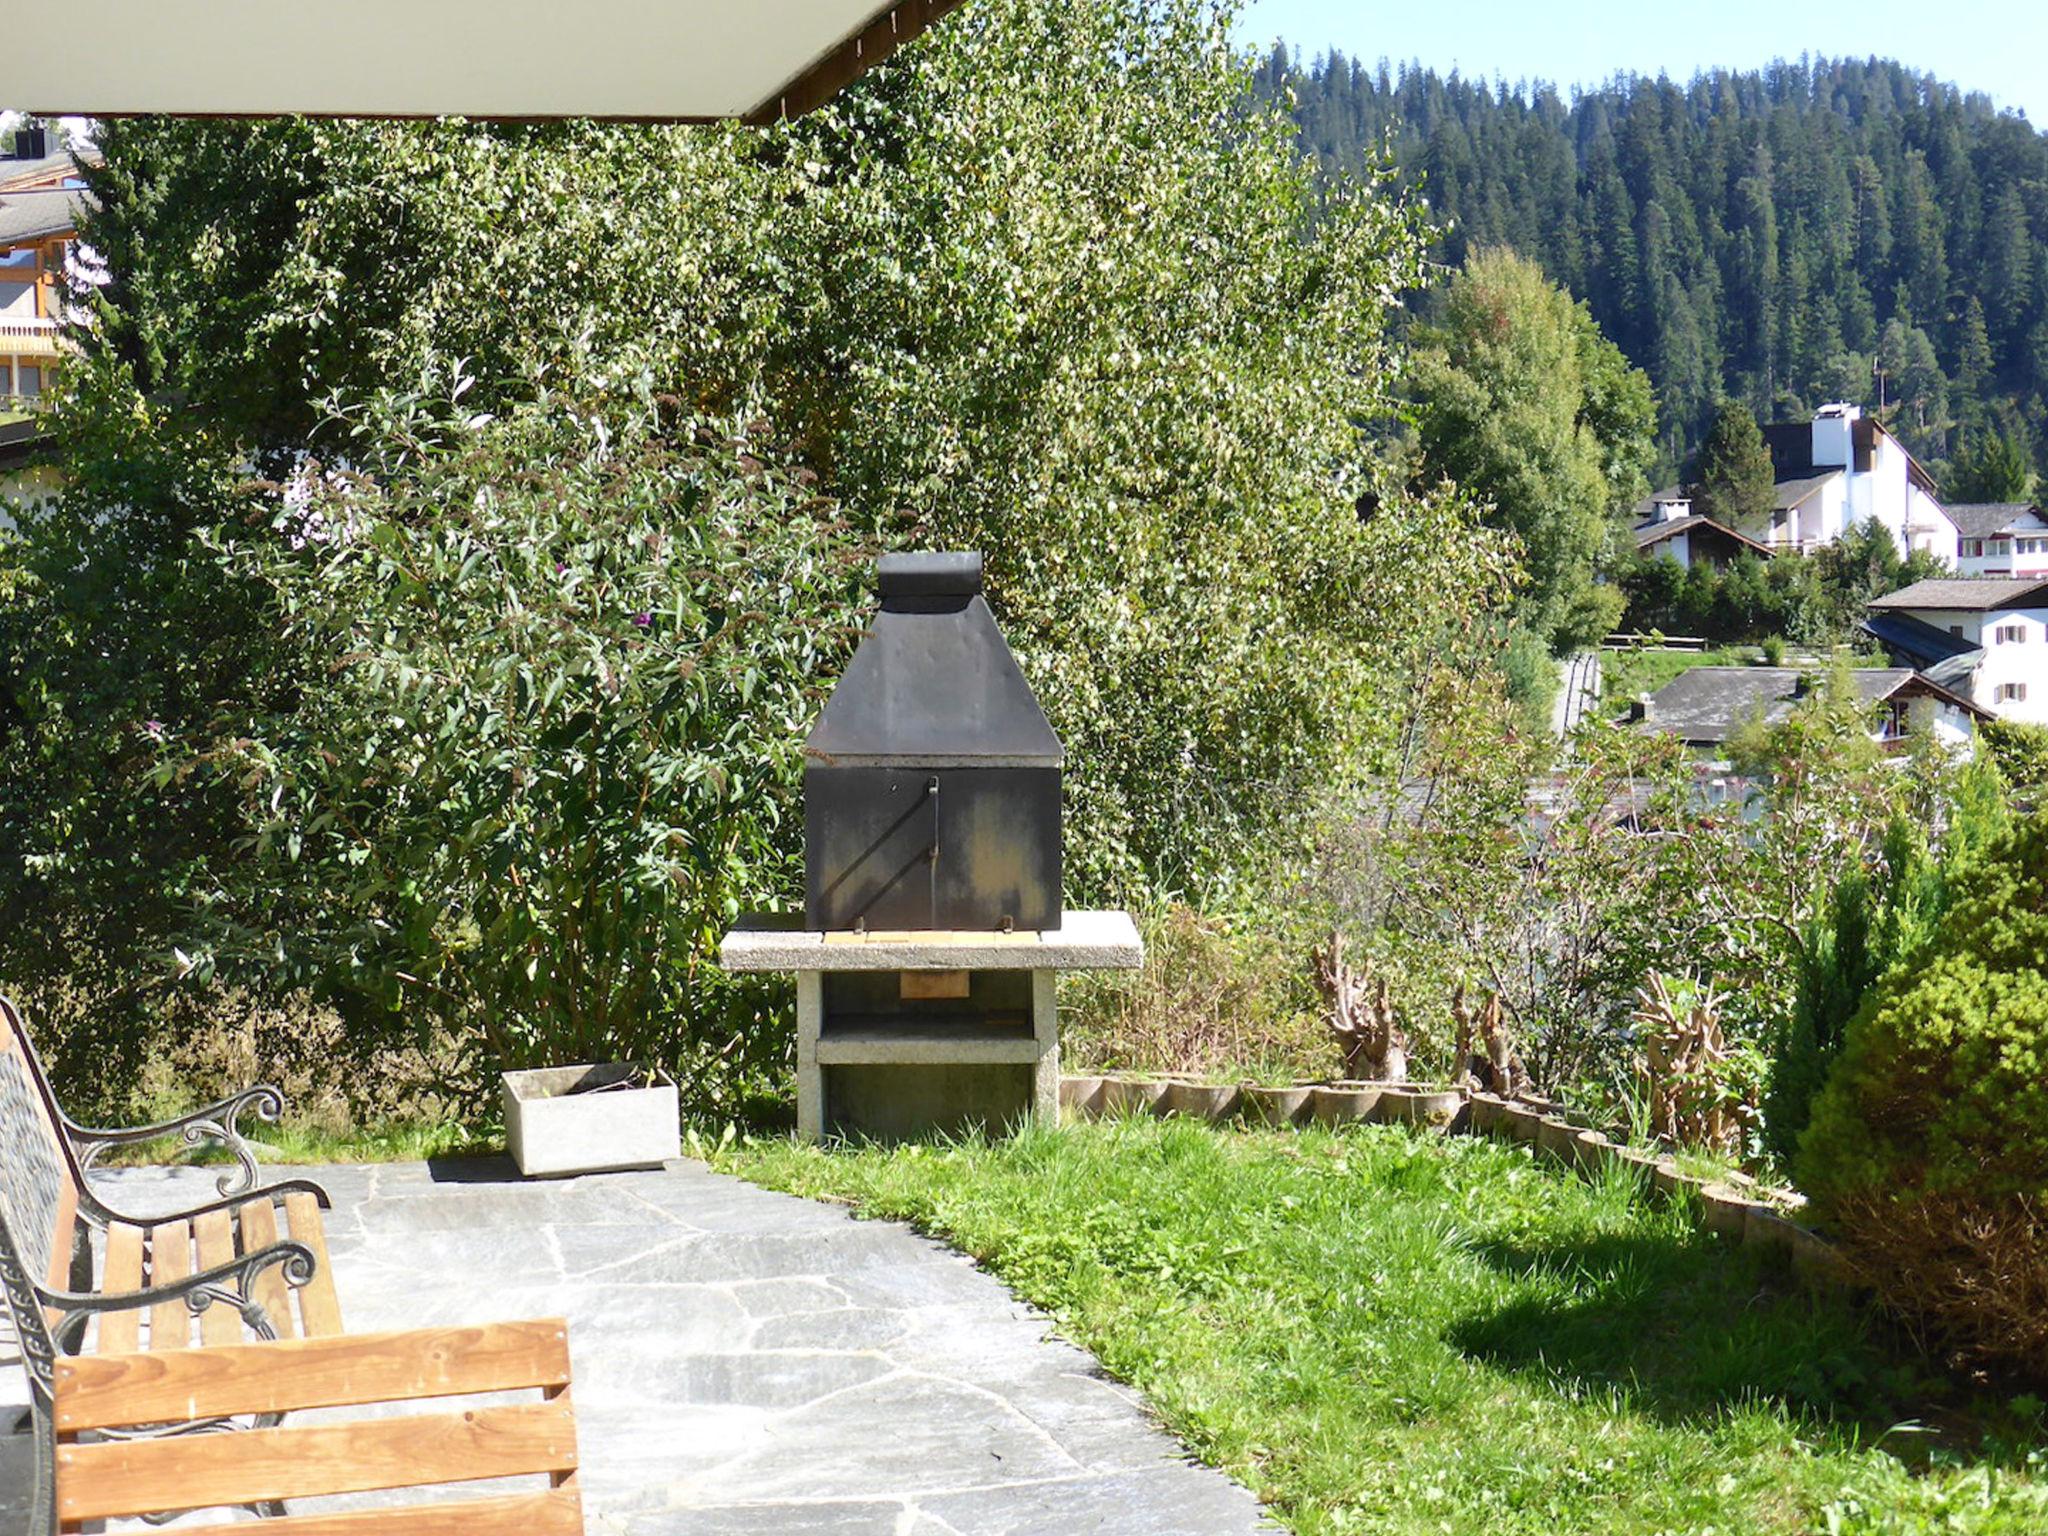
xmin=0 ymin=1 xmax=953 ymax=122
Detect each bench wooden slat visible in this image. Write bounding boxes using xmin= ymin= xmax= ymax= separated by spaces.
xmin=54 ymin=1320 xmax=573 ymax=1431
xmin=285 ymin=1190 xmax=344 ymax=1337
xmin=146 ymin=1220 xmax=191 ymax=1350
xmin=96 ymin=1225 xmax=144 ymax=1355
xmin=135 ymin=1488 xmax=585 ymax=1536
xmin=55 ymin=1398 xmax=579 ymax=1522
xmin=236 ymin=1197 xmax=297 ymax=1342
xmin=191 ymin=1210 xmax=240 ymax=1348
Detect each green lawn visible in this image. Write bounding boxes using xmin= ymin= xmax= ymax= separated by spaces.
xmin=724 ymin=1118 xmax=2046 ymax=1536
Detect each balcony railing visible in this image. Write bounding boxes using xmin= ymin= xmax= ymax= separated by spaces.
xmin=0 ymin=316 xmax=64 ymax=357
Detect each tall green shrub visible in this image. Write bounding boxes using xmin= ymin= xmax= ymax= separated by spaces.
xmin=1764 ymin=819 xmax=1946 ymax=1162
xmin=176 ymin=387 xmax=873 ymax=1105
xmin=1800 ymin=815 xmax=2048 ymax=1375
xmin=1981 ymin=718 xmax=2048 ymax=802
xmin=66 ymin=0 xmax=1495 ymax=904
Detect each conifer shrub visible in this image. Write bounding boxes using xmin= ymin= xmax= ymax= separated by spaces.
xmin=1799 ymin=815 xmax=2048 ymax=1377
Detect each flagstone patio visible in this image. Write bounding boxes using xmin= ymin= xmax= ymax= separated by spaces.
xmin=1 ymin=1156 xmax=1271 ymax=1534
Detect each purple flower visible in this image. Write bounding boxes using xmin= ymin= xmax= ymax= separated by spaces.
xmin=632 ymin=612 xmax=653 ymax=629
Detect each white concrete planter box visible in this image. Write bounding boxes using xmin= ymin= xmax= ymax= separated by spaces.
xmin=502 ymin=1063 xmax=680 ymax=1178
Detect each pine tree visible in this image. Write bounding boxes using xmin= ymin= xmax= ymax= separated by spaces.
xmin=1957 ymin=296 xmax=1996 ymax=427
xmin=1946 ymin=430 xmax=2034 ymax=503
xmin=1690 ymin=400 xmax=1777 ymax=531
xmin=1984 ymin=184 xmax=2032 ymax=351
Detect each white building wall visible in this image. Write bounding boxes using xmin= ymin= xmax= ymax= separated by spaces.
xmin=1903 ymin=695 xmax=1977 ymax=752
xmin=1801 ymin=406 xmax=1956 ymax=560
xmin=1898 ymin=605 xmax=2048 ymax=724
xmin=1777 ymin=478 xmax=1847 ymax=551
xmin=1958 ymin=511 xmax=2048 ymax=577
xmin=1903 ymin=481 xmax=1959 ymax=563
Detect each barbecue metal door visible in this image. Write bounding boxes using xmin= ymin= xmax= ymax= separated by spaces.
xmin=804 ymin=766 xmax=1060 ymax=932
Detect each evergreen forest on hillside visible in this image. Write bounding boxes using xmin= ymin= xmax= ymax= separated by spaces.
xmin=1266 ymin=51 xmax=2048 ymax=485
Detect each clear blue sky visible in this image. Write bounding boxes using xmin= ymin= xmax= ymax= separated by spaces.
xmin=1237 ymin=0 xmax=2048 ymax=124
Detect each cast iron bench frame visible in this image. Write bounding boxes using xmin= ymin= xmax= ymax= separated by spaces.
xmin=2 ymin=994 xmax=343 ymax=1532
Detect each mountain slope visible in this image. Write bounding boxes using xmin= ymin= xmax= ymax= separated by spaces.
xmin=1266 ymin=52 xmax=2048 ymax=482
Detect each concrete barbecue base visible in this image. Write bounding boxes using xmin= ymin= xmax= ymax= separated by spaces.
xmin=721 ymin=913 xmax=1142 ymax=1142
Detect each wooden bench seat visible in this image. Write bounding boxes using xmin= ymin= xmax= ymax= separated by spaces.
xmin=51 ymin=1319 xmax=584 ymax=1533
xmin=1 ymin=998 xmax=344 ymax=1358
xmin=93 ymin=1190 xmax=345 ymax=1353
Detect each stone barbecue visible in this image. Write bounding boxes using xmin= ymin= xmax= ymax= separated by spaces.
xmin=721 ymin=552 xmax=1139 ymax=1140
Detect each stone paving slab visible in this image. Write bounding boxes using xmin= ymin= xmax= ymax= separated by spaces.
xmin=1 ymin=1157 xmax=1273 ymax=1534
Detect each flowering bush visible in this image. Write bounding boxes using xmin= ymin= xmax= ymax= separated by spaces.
xmin=172 ymin=384 xmax=873 ymax=1104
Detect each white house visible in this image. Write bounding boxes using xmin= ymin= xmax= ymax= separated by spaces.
xmin=1949 ymin=503 xmax=2048 ymax=578
xmin=1636 ymin=404 xmax=1959 ymax=567
xmin=1758 ymin=404 xmax=1957 ymax=562
xmin=1864 ymin=578 xmax=2048 ymax=725
xmin=1630 ymin=498 xmax=1775 ymax=570
xmin=1631 ymin=665 xmax=1986 ymax=756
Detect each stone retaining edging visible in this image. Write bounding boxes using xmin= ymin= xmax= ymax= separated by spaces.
xmin=1058 ymin=1073 xmax=1858 ymax=1289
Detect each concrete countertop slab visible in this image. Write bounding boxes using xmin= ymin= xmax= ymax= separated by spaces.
xmin=719 ymin=909 xmax=1144 ymax=973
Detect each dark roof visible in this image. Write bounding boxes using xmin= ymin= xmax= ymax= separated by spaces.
xmin=1861 ymin=610 xmax=1979 ymax=668
xmin=1869 ymin=578 xmax=2048 ymax=612
xmin=1633 ymin=487 xmax=1686 ymax=522
xmin=1773 ymin=471 xmax=1839 ymax=510
xmin=0 ymin=415 xmax=52 ymax=471
xmin=0 ymin=186 xmax=88 ymax=246
xmin=1633 ymin=513 xmax=1775 ymax=556
xmin=1636 ymin=666 xmax=1917 ymax=744
xmin=1945 ymin=502 xmax=2044 ymax=538
xmin=0 ymin=145 xmax=96 ymax=191
xmin=1923 ymin=650 xmax=1983 ymax=691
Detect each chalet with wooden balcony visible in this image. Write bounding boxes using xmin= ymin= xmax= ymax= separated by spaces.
xmin=0 ymin=126 xmax=92 ymax=407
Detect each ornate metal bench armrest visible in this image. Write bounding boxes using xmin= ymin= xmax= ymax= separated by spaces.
xmin=65 ymin=1084 xmax=290 ymax=1199
xmin=75 ymin=1174 xmax=334 ymax=1236
xmin=29 ymin=1238 xmax=319 ymax=1374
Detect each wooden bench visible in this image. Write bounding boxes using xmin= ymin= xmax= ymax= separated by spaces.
xmin=50 ymin=1318 xmax=584 ymax=1533
xmin=0 ymin=995 xmax=345 ymax=1346
xmin=2 ymin=995 xmax=346 ymax=1530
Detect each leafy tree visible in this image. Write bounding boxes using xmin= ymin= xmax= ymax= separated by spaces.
xmin=1805 ymin=518 xmax=1947 ymax=636
xmin=1409 ymin=247 xmax=1653 ymax=652
xmin=1688 ymin=401 xmax=1776 ymax=532
xmin=7 ymin=0 xmax=1515 ymax=1103
xmin=178 ymin=388 xmax=872 ymax=1100
xmin=56 ymin=1 xmax=1503 ymax=904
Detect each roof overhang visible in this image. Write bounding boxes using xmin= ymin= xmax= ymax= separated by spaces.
xmin=1638 ymin=514 xmax=1776 ymax=558
xmin=0 ymin=0 xmax=965 ymax=123
xmin=1886 ymin=672 xmax=1994 ymax=721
